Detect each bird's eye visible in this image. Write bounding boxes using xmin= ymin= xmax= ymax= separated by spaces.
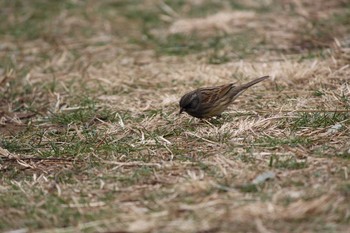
xmin=186 ymin=96 xmax=199 ymax=109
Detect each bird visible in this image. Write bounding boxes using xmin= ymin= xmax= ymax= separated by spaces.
xmin=179 ymin=75 xmax=269 ymax=119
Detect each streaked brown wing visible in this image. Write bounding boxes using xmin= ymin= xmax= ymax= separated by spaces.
xmin=196 ymin=83 xmax=235 ymax=117
xmin=199 ymin=83 xmax=235 ymax=105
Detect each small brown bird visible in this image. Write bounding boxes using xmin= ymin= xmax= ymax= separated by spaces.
xmin=179 ymin=75 xmax=269 ymax=119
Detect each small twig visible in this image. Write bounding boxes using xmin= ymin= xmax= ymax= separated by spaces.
xmin=62 ymin=201 xmax=106 ymax=209
xmin=1 ymin=157 xmax=77 ymax=162
xmin=185 ymin=132 xmax=219 ymax=145
xmin=91 ymin=153 xmax=161 ymax=168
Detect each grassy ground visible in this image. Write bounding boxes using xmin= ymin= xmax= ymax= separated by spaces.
xmin=1 ymin=0 xmax=350 ymax=232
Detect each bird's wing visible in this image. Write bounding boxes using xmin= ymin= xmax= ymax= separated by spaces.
xmin=199 ymin=83 xmax=235 ymax=105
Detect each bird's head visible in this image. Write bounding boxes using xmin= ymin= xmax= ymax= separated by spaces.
xmin=179 ymin=91 xmax=200 ymax=115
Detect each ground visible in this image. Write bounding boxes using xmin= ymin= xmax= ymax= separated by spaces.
xmin=0 ymin=0 xmax=350 ymax=232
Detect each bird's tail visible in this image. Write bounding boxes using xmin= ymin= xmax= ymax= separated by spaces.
xmin=229 ymin=75 xmax=269 ymax=101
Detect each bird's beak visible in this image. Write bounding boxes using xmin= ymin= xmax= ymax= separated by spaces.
xmin=179 ymin=108 xmax=184 ymax=115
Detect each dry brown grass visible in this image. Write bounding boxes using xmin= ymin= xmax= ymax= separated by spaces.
xmin=1 ymin=0 xmax=350 ymax=232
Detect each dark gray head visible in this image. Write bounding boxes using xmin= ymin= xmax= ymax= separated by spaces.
xmin=179 ymin=91 xmax=200 ymax=115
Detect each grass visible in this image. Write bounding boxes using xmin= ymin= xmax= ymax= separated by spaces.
xmin=291 ymin=112 xmax=350 ymax=130
xmin=1 ymin=0 xmax=350 ymax=232
xmin=256 ymin=135 xmax=313 ymax=147
xmin=269 ymin=155 xmax=308 ymax=170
